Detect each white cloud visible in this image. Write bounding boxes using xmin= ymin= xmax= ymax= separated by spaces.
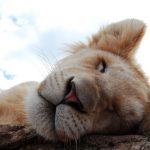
xmin=0 ymin=0 xmax=150 ymax=89
xmin=0 ymin=54 xmax=50 ymax=89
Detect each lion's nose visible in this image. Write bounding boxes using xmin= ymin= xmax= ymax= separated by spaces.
xmin=62 ymin=80 xmax=84 ymax=112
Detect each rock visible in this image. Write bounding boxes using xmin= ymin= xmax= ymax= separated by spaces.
xmin=0 ymin=125 xmax=150 ymax=150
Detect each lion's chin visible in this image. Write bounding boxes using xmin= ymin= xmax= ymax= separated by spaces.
xmin=54 ymin=104 xmax=93 ymax=142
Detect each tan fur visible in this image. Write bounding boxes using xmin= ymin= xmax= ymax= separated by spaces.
xmin=70 ymin=19 xmax=145 ymax=59
xmin=0 ymin=19 xmax=150 ymax=142
xmin=0 ymin=82 xmax=38 ymax=125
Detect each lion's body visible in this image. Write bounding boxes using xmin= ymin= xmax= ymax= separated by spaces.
xmin=0 ymin=82 xmax=38 ymax=125
xmin=1 ymin=19 xmax=150 ymax=142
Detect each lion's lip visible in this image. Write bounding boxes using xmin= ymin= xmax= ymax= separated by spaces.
xmin=64 ymin=82 xmax=78 ymax=103
xmin=62 ymin=82 xmax=84 ymax=112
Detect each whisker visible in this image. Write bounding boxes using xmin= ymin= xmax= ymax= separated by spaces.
xmin=74 ymin=137 xmax=78 ymax=150
xmin=35 ymin=47 xmax=55 ymax=70
xmin=32 ymin=45 xmax=60 ymax=72
xmin=26 ymin=55 xmax=49 ymax=80
xmin=37 ymin=45 xmax=61 ymax=71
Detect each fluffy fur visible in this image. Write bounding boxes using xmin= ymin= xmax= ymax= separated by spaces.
xmin=0 ymin=82 xmax=38 ymax=125
xmin=0 ymin=19 xmax=150 ymax=142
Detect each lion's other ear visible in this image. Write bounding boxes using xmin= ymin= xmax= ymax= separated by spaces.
xmin=88 ymin=19 xmax=146 ymax=59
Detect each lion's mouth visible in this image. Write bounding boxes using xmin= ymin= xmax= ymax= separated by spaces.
xmin=38 ymin=76 xmax=85 ymax=113
xmin=61 ymin=80 xmax=84 ymax=112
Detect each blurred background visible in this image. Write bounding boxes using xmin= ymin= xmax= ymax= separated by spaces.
xmin=0 ymin=0 xmax=150 ymax=89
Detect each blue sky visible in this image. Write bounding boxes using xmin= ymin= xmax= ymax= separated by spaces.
xmin=0 ymin=68 xmax=15 ymax=80
xmin=0 ymin=0 xmax=150 ymax=89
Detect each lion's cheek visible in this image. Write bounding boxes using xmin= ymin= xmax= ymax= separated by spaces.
xmin=25 ymin=87 xmax=57 ymax=141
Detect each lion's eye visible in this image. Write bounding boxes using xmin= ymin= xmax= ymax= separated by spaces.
xmin=99 ymin=60 xmax=107 ymax=73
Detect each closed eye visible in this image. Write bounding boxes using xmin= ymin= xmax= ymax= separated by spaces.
xmin=99 ymin=60 xmax=107 ymax=73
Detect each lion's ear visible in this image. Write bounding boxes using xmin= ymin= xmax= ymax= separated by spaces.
xmin=88 ymin=19 xmax=146 ymax=59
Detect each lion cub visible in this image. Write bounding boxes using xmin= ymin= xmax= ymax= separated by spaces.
xmin=0 ymin=19 xmax=150 ymax=142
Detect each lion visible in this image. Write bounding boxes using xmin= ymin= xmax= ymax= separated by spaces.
xmin=0 ymin=19 xmax=150 ymax=142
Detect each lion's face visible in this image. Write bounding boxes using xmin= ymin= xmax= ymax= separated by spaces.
xmin=37 ymin=48 xmax=148 ymax=141
xmin=25 ymin=19 xmax=150 ymax=142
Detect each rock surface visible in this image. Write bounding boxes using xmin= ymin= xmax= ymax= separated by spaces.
xmin=0 ymin=125 xmax=150 ymax=150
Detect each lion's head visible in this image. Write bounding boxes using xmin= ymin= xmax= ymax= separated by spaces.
xmin=25 ymin=19 xmax=150 ymax=142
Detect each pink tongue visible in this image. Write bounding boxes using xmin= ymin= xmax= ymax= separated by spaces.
xmin=65 ymin=89 xmax=77 ymax=103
